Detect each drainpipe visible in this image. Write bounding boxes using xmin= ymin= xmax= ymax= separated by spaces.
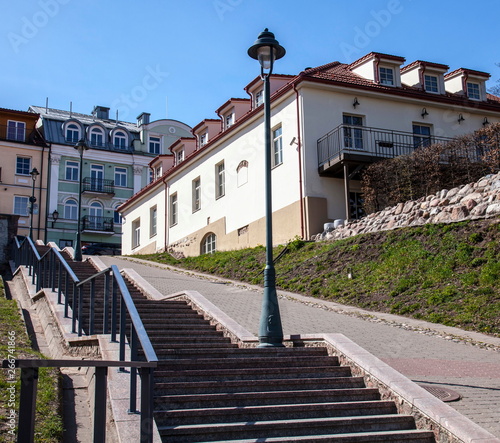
xmin=162 ymin=176 xmax=169 ymax=252
xmin=293 ymin=83 xmax=305 ymax=239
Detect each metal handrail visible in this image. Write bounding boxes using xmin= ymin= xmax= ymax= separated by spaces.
xmin=11 ymin=238 xmax=158 ymax=442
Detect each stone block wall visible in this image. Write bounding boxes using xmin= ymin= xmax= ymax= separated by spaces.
xmin=314 ymin=172 xmax=500 ymax=242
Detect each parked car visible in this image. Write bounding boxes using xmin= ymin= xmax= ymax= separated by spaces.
xmin=81 ymin=243 xmax=121 ymax=256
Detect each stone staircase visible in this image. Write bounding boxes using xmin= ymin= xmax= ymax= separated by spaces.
xmin=46 ymin=251 xmax=436 ymax=442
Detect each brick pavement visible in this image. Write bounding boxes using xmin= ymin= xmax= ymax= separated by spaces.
xmin=99 ymin=256 xmax=500 ymax=438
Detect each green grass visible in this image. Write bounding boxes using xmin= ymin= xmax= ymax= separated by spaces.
xmin=137 ymin=218 xmax=500 ymax=337
xmin=0 ymin=277 xmax=63 ymax=442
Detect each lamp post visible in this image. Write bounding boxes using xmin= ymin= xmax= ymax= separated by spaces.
xmin=248 ymin=29 xmax=286 ymax=347
xmin=29 ymin=167 xmax=39 ymax=239
xmin=74 ymin=138 xmax=89 ymax=261
xmin=51 ymin=209 xmax=59 ymax=228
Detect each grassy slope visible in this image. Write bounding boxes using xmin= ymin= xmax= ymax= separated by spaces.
xmin=0 ymin=278 xmax=63 ymax=442
xmin=139 ymin=218 xmax=500 ymax=337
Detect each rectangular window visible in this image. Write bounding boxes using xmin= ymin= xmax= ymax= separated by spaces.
xmin=225 ymin=112 xmax=234 ymax=129
xmin=155 ymin=166 xmax=162 ymax=179
xmin=343 ymin=115 xmax=364 ymax=149
xmin=467 ymin=82 xmax=481 ymax=100
xmin=272 ymin=126 xmax=283 ymax=167
xmin=255 ymin=90 xmax=263 ymax=107
xmin=170 ymin=193 xmax=178 ymax=226
xmin=65 ymin=160 xmax=79 ymax=181
xmin=424 ymin=75 xmax=439 ymax=93
xmin=16 ymin=157 xmax=31 ymax=175
xmin=379 ymin=67 xmax=394 ymax=85
xmin=176 ymin=149 xmax=184 ymax=165
xmin=200 ymin=132 xmax=208 ymax=147
xmin=192 ymin=177 xmax=201 ymax=212
xmin=413 ymin=124 xmax=431 ymax=148
xmin=14 ymin=196 xmax=29 ymax=216
xmin=132 ymin=218 xmax=140 ymax=248
xmin=114 ymin=167 xmax=127 ymax=187
xmin=149 ymin=136 xmax=161 ymax=154
xmin=8 ymin=121 xmax=26 ymax=142
xmin=216 ymin=161 xmax=225 ymax=199
xmin=150 ymin=206 xmax=157 ymax=237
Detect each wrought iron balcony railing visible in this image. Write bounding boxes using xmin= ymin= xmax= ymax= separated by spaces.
xmin=317 ymin=124 xmax=453 ymax=171
xmin=82 ymin=177 xmax=115 ymax=194
xmin=82 ymin=215 xmax=114 ymax=232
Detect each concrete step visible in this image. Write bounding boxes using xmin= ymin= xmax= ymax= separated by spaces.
xmin=158 ymin=414 xmax=417 ymax=442
xmin=155 ymin=387 xmax=381 ymax=409
xmin=155 ymin=400 xmax=397 ymax=426
xmin=154 ymin=365 xmax=352 ymax=383
xmin=154 ymin=376 xmax=365 ymax=395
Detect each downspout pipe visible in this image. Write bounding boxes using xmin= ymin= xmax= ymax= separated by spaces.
xmin=162 ymin=176 xmax=169 ymax=252
xmin=293 ymin=83 xmax=305 ymax=239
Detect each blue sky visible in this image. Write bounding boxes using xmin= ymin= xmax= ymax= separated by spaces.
xmin=2 ymin=0 xmax=500 ymax=128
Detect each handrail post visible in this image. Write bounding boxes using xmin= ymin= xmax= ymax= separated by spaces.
xmin=119 ymin=294 xmax=126 ymax=371
xmin=78 ymin=285 xmax=84 ymax=337
xmin=50 ymin=250 xmax=56 ymax=292
xmin=129 ymin=327 xmax=138 ymax=414
xmin=18 ymin=367 xmax=39 ymax=443
xmin=93 ymin=367 xmax=108 ymax=442
xmin=111 ymin=278 xmax=118 ymax=342
xmin=140 ymin=367 xmax=155 ymax=443
xmin=104 ymin=271 xmax=110 ymax=334
xmin=57 ymin=263 xmax=63 ymax=304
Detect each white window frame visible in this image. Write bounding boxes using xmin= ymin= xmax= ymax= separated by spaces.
xmin=7 ymin=120 xmax=26 ymax=142
xmin=132 ymin=218 xmax=141 ymax=249
xmin=90 ymin=127 xmax=105 ymax=147
xmin=65 ymin=160 xmax=79 ymax=181
xmin=467 ymin=82 xmax=481 ymax=100
xmin=200 ymin=131 xmax=208 ymax=147
xmin=149 ymin=136 xmax=161 ymax=154
xmin=169 ymin=193 xmax=178 ymax=226
xmin=176 ymin=149 xmax=185 ymax=165
xmin=225 ymin=112 xmax=234 ymax=129
xmin=216 ymin=161 xmax=225 ymax=199
xmin=192 ymin=177 xmax=201 ymax=212
xmin=114 ymin=167 xmax=127 ymax=187
xmin=114 ymin=131 xmax=127 ymax=149
xmin=379 ymin=66 xmax=394 ymax=86
xmin=424 ymin=74 xmax=439 ymax=93
xmin=272 ymin=126 xmax=283 ymax=168
xmin=150 ymin=205 xmax=157 ymax=237
xmin=13 ymin=196 xmax=29 ymax=216
xmin=64 ymin=199 xmax=78 ymax=220
xmin=202 ymin=233 xmax=217 ymax=255
xmin=255 ymin=90 xmax=263 ymax=107
xmin=66 ymin=123 xmax=80 ymax=143
xmin=16 ymin=156 xmax=31 ymax=175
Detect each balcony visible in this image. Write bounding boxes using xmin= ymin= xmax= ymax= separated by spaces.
xmin=82 ymin=178 xmax=115 ymax=195
xmin=0 ymin=124 xmax=48 ymax=147
xmin=82 ymin=216 xmax=114 ymax=233
xmin=317 ymin=124 xmax=452 ymax=177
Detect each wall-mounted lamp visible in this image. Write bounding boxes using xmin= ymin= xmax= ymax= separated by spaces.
xmin=483 ymin=117 xmax=489 ymax=126
xmin=458 ymin=114 xmax=465 ymax=124
xmin=51 ymin=209 xmax=59 ymax=228
xmin=421 ymin=108 xmax=429 ymax=118
xmin=353 ymin=97 xmax=360 ymax=108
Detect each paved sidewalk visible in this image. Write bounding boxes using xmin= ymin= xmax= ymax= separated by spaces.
xmin=99 ymin=256 xmax=500 ymax=437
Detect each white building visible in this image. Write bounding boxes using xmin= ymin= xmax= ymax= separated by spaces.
xmin=119 ymin=52 xmax=500 ymax=257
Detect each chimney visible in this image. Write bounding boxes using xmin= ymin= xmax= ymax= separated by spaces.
xmin=93 ymin=105 xmax=110 ymax=120
xmin=137 ymin=112 xmax=151 ymax=126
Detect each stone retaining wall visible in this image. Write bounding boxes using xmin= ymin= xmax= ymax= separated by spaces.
xmin=314 ymin=172 xmax=500 ymax=241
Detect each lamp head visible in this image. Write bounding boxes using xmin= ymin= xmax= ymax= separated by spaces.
xmin=74 ymin=138 xmax=89 ymax=154
xmin=30 ymin=167 xmax=39 ymax=180
xmin=248 ymin=28 xmax=286 ymax=71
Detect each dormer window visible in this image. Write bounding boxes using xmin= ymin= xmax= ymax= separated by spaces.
xmin=114 ymin=130 xmax=127 ymax=149
xmin=65 ymin=123 xmax=80 ymax=143
xmin=200 ymin=132 xmax=208 ymax=147
xmin=225 ymin=112 xmax=234 ymax=129
xmin=255 ymin=90 xmax=263 ymax=107
xmin=89 ymin=127 xmax=105 ymax=147
xmin=467 ymin=82 xmax=481 ymax=100
xmin=379 ymin=67 xmax=394 ymax=86
xmin=175 ymin=149 xmax=184 ymax=165
xmin=424 ymin=75 xmax=439 ymax=93
xmin=7 ymin=120 xmax=26 ymax=142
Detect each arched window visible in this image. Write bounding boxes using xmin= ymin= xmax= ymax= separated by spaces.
xmin=64 ymin=199 xmax=78 ymax=220
xmin=114 ymin=130 xmax=127 ymax=149
xmin=201 ymin=233 xmax=217 ymax=255
xmin=89 ymin=201 xmax=103 ymax=229
xmin=114 ymin=204 xmax=122 ymax=224
xmin=66 ymin=124 xmax=80 ymax=143
xmin=89 ymin=127 xmax=105 ymax=147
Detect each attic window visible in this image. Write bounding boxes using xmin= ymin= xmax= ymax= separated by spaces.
xmin=255 ymin=90 xmax=263 ymax=107
xmin=379 ymin=67 xmax=394 ymax=86
xmin=200 ymin=131 xmax=208 ymax=147
xmin=467 ymin=82 xmax=481 ymax=100
xmin=424 ymin=75 xmax=439 ymax=93
xmin=225 ymin=112 xmax=234 ymax=129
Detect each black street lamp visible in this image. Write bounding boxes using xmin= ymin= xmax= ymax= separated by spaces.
xmin=29 ymin=167 xmax=39 ymax=239
xmin=248 ymin=29 xmax=286 ymax=347
xmin=74 ymin=138 xmax=89 ymax=261
xmin=51 ymin=209 xmax=59 ymax=228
